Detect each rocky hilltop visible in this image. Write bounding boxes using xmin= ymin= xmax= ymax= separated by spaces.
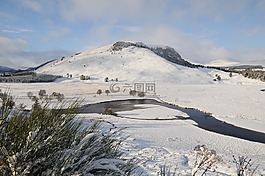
xmin=112 ymin=41 xmax=196 ymax=68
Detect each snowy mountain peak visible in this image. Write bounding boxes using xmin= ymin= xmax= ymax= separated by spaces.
xmin=112 ymin=41 xmax=195 ymax=68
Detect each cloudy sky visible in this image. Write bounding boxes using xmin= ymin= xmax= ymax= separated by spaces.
xmin=1 ymin=0 xmax=265 ymax=68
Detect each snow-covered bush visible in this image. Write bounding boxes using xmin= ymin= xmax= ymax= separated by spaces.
xmin=192 ymin=145 xmax=221 ymax=176
xmin=0 ymin=91 xmax=136 ymax=175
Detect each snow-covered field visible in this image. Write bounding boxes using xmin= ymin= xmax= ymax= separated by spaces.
xmin=1 ymin=77 xmax=265 ymax=175
xmin=1 ymin=43 xmax=265 ymax=175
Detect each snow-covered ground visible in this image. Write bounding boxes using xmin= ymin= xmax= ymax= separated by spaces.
xmin=1 ymin=43 xmax=265 ymax=175
xmin=1 ymin=77 xmax=265 ymax=175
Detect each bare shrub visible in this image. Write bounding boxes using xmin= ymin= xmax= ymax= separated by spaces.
xmin=27 ymin=92 xmax=33 ymax=99
xmin=103 ymin=107 xmax=117 ymax=115
xmin=233 ymin=155 xmax=258 ymax=176
xmin=27 ymin=90 xmax=65 ymax=109
xmin=129 ymin=90 xmax=137 ymax=96
xmin=138 ymin=92 xmax=145 ymax=97
xmin=192 ymin=145 xmax=221 ymax=176
xmin=158 ymin=165 xmax=176 ymax=176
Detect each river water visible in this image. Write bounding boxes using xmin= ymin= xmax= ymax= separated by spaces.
xmin=78 ymin=99 xmax=265 ymax=144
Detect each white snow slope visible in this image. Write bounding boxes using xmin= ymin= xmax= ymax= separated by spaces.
xmin=37 ymin=43 xmax=216 ymax=84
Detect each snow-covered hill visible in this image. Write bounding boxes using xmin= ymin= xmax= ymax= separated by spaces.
xmin=37 ymin=41 xmax=227 ymax=84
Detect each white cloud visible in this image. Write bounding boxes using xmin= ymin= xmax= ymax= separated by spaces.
xmin=57 ymin=0 xmax=168 ymax=23
xmin=245 ymin=25 xmax=265 ymax=37
xmin=0 ymin=11 xmax=15 ymax=21
xmin=0 ymin=36 xmax=73 ymax=68
xmin=172 ymin=0 xmax=249 ymax=22
xmin=19 ymin=0 xmax=43 ymax=12
xmin=0 ymin=36 xmax=28 ymax=53
xmin=13 ymin=0 xmax=251 ymax=23
xmin=1 ymin=28 xmax=34 ymax=34
xmin=114 ymin=25 xmax=230 ymax=63
xmin=231 ymin=48 xmax=265 ymax=63
xmin=44 ymin=28 xmax=72 ymax=41
xmin=115 ymin=25 xmax=141 ymax=33
xmin=0 ymin=49 xmax=73 ymax=69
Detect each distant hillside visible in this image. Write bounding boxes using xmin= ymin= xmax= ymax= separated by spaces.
xmin=24 ymin=59 xmax=56 ymax=71
xmin=0 ymin=66 xmax=16 ymax=73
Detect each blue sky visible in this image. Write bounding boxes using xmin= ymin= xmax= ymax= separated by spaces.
xmin=0 ymin=0 xmax=265 ymax=68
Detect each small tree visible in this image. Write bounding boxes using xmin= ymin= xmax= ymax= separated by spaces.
xmin=129 ymin=90 xmax=137 ymax=96
xmin=138 ymin=92 xmax=145 ymax=98
xmin=80 ymin=74 xmax=85 ymax=80
xmin=97 ymin=89 xmax=102 ymax=96
xmin=105 ymin=90 xmax=110 ymax=96
xmin=217 ymin=75 xmax=221 ymax=81
xmin=104 ymin=77 xmax=109 ymax=82
xmin=38 ymin=89 xmax=48 ymax=99
xmin=229 ymin=72 xmax=233 ymax=77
